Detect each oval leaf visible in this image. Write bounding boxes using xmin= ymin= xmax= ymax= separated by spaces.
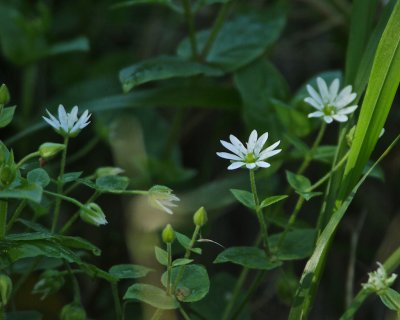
xmin=123 ymin=283 xmax=179 ymax=309
xmin=109 ymin=264 xmax=154 ymax=280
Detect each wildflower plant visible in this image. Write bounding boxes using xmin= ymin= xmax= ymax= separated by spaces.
xmin=1 ymin=0 xmax=400 ymax=319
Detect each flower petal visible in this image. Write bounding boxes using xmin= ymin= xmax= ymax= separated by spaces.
xmin=42 ymin=116 xmax=60 ymax=130
xmin=216 ymin=152 xmax=243 ymax=161
xmin=306 ymin=84 xmax=323 ymax=104
xmin=246 ymin=163 xmax=257 ymax=169
xmin=304 ymin=97 xmax=323 ymax=110
xmin=332 ymin=114 xmax=348 ymax=122
xmin=255 ymin=161 xmax=271 ymax=168
xmin=308 ymin=111 xmax=324 ymax=118
xmin=258 ymin=148 xmax=282 ymax=160
xmin=317 ymin=77 xmax=330 ymax=103
xmin=58 ymin=105 xmax=69 ymax=132
xmin=329 ymin=78 xmax=340 ymax=101
xmin=323 ymin=116 xmax=333 ymax=124
xmin=264 ymin=140 xmax=281 ymax=152
xmin=228 ymin=162 xmax=246 ymax=170
xmin=220 ymin=140 xmax=245 ymax=157
xmin=337 ymin=105 xmax=357 ymax=115
xmin=229 ymin=134 xmax=247 ymax=154
xmin=254 ymin=132 xmax=268 ymax=156
xmin=246 ymin=130 xmax=258 ymax=153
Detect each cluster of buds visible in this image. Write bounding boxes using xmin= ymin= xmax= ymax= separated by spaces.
xmin=362 ymin=262 xmax=397 ymax=293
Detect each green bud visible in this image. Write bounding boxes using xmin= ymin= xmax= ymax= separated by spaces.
xmin=0 ymin=164 xmax=16 ymax=188
xmin=193 ymin=207 xmax=208 ymax=227
xmin=38 ymin=142 xmax=65 ymax=159
xmin=162 ymin=224 xmax=175 ymax=244
xmin=32 ymin=270 xmax=65 ymax=300
xmin=346 ymin=126 xmax=356 ymax=147
xmin=79 ymin=202 xmax=107 ymax=227
xmin=0 ymin=145 xmax=6 ymax=164
xmin=60 ymin=303 xmax=86 ymax=320
xmin=95 ymin=166 xmax=124 ymax=178
xmin=0 ymin=273 xmax=12 ymax=308
xmin=0 ymin=84 xmax=10 ymax=106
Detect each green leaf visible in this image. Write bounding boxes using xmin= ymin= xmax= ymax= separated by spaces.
xmin=123 ymin=283 xmax=179 ymax=309
xmin=155 ymin=246 xmax=168 ymax=266
xmin=0 ymin=106 xmax=16 ymax=128
xmin=314 ymin=145 xmax=337 ymax=164
xmin=27 ymin=168 xmax=50 ymax=188
xmin=95 ymin=175 xmax=130 ymax=191
xmin=214 ymin=246 xmax=282 ymax=270
xmin=260 ymin=195 xmax=288 ymax=209
xmin=341 ymin=1 xmax=400 ymax=198
xmin=230 ymin=189 xmax=255 ymax=209
xmin=5 ymin=311 xmax=43 ymax=320
xmin=56 ymin=235 xmax=101 ymax=256
xmin=269 ymin=229 xmax=316 ymax=261
xmin=285 ymin=171 xmax=311 ymax=192
xmin=120 ymin=55 xmax=223 ymax=92
xmin=379 ymin=288 xmax=400 ymax=311
xmin=177 ymin=9 xmax=286 ymax=71
xmin=175 ymin=232 xmax=202 ymax=255
xmin=297 ymin=191 xmax=322 ymax=202
xmin=60 ymin=172 xmax=83 ymax=183
xmin=172 ymin=258 xmax=193 ymax=267
xmin=46 ymin=36 xmax=89 ymax=56
xmin=109 ymin=264 xmax=154 ymax=280
xmin=162 ymin=264 xmax=210 ymax=302
xmin=0 ymin=179 xmax=42 ymax=203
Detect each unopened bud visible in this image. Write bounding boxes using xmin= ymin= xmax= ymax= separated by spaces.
xmin=0 ymin=165 xmax=16 ymax=188
xmin=60 ymin=303 xmax=86 ymax=320
xmin=0 ymin=273 xmax=12 ymax=307
xmin=0 ymin=84 xmax=10 ymax=106
xmin=39 ymin=142 xmax=65 ymax=159
xmin=95 ymin=167 xmax=124 ymax=178
xmin=346 ymin=126 xmax=356 ymax=147
xmin=32 ymin=270 xmax=65 ymax=300
xmin=79 ymin=203 xmax=107 ymax=227
xmin=162 ymin=224 xmax=175 ymax=244
xmin=193 ymin=207 xmax=208 ymax=227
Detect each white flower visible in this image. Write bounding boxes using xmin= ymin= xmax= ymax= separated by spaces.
xmin=362 ymin=262 xmax=397 ymax=293
xmin=148 ymin=185 xmax=180 ymax=214
xmin=305 ymin=77 xmax=357 ymax=124
xmin=43 ymin=104 xmax=91 ymax=138
xmin=217 ymin=130 xmax=281 ymax=170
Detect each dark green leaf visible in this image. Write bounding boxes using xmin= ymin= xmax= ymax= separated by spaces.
xmin=230 ymin=189 xmax=255 ymax=209
xmin=296 ymin=191 xmax=322 ymax=202
xmin=155 ymin=246 xmax=168 ymax=266
xmin=214 ymin=246 xmax=282 ymax=270
xmin=0 ymin=106 xmax=16 ymax=128
xmin=123 ymin=283 xmax=179 ymax=309
xmin=109 ymin=264 xmax=154 ymax=280
xmin=0 ymin=179 xmax=42 ymax=203
xmin=286 ymin=171 xmax=311 ymax=193
xmin=27 ymin=168 xmax=50 ymax=188
xmin=172 ymin=258 xmax=193 ymax=267
xmin=260 ymin=195 xmax=288 ymax=209
xmin=60 ymin=172 xmax=83 ymax=183
xmin=175 ymin=232 xmax=202 ymax=255
xmin=95 ymin=175 xmax=130 ymax=191
xmin=56 ymin=235 xmax=101 ymax=256
xmin=270 ymin=229 xmax=316 ymax=261
xmin=120 ymin=55 xmax=223 ymax=92
xmin=46 ymin=36 xmax=89 ymax=56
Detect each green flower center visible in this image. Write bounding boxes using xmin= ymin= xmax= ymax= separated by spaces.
xmin=323 ymin=105 xmax=336 ymax=116
xmin=244 ymin=153 xmax=256 ymax=163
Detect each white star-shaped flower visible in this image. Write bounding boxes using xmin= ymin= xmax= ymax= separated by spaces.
xmin=43 ymin=104 xmax=91 ymax=138
xmin=305 ymin=77 xmax=358 ymax=124
xmin=362 ymin=262 xmax=397 ymax=293
xmin=217 ymin=130 xmax=281 ymax=170
xmin=148 ymin=185 xmax=180 ymax=214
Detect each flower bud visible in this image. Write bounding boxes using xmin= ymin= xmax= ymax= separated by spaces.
xmin=162 ymin=224 xmax=175 ymax=244
xmin=346 ymin=126 xmax=356 ymax=147
xmin=95 ymin=167 xmax=124 ymax=178
xmin=0 ymin=273 xmax=12 ymax=307
xmin=60 ymin=303 xmax=86 ymax=320
xmin=193 ymin=207 xmax=208 ymax=227
xmin=0 ymin=84 xmax=10 ymax=106
xmin=79 ymin=202 xmax=107 ymax=227
xmin=38 ymin=143 xmax=65 ymax=160
xmin=32 ymin=270 xmax=65 ymax=300
xmin=0 ymin=164 xmax=16 ymax=188
xmin=148 ymin=185 xmax=180 ymax=215
xmin=362 ymin=262 xmax=397 ymax=293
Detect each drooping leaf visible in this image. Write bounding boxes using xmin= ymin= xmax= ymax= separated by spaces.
xmin=214 ymin=246 xmax=282 ymax=270
xmin=123 ymin=283 xmax=179 ymax=309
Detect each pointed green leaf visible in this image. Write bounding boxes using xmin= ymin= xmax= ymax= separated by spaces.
xmin=175 ymin=232 xmax=202 ymax=254
xmin=286 ymin=171 xmax=311 ymax=192
xmin=95 ymin=175 xmax=130 ymax=191
xmin=172 ymin=258 xmax=193 ymax=267
xmin=260 ymin=195 xmax=288 ymax=209
xmin=123 ymin=283 xmax=179 ymax=309
xmin=0 ymin=106 xmax=16 ymax=128
xmin=155 ymin=246 xmax=168 ymax=266
xmin=379 ymin=288 xmax=400 ymax=311
xmin=109 ymin=264 xmax=154 ymax=280
xmin=230 ymin=189 xmax=255 ymax=209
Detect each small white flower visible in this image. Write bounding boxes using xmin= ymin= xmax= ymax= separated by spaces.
xmin=148 ymin=185 xmax=180 ymax=214
xmin=362 ymin=262 xmax=397 ymax=293
xmin=43 ymin=104 xmax=91 ymax=138
xmin=305 ymin=77 xmax=357 ymax=124
xmin=217 ymin=130 xmax=281 ymax=170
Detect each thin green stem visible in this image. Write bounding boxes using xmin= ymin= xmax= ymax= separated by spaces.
xmin=179 ymin=306 xmax=191 ymax=320
xmin=6 ymin=200 xmax=26 ymax=232
xmin=297 ymin=122 xmax=327 ymax=175
xmin=52 ymin=136 xmax=69 ymax=232
xmin=249 ymin=170 xmax=270 ymax=257
xmin=167 ymin=243 xmax=172 ymax=295
xmin=0 ymin=200 xmax=7 ymax=240
xmin=201 ymin=2 xmax=231 ymax=58
xmin=44 ymin=190 xmax=85 ymax=209
xmin=181 ymin=0 xmax=198 ymax=59
xmin=112 ymin=282 xmax=123 ymax=320
xmin=16 ymin=151 xmax=40 ymax=168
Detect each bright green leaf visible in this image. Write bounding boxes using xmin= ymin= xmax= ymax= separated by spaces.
xmin=260 ymin=195 xmax=288 ymax=209
xmin=230 ymin=189 xmax=255 ymax=209
xmin=123 ymin=283 xmax=179 ymax=309
xmin=175 ymin=232 xmax=202 ymax=255
xmin=172 ymin=258 xmax=193 ymax=267
xmin=379 ymin=288 xmax=400 ymax=311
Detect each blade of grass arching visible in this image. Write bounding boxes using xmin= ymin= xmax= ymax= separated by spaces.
xmin=288 ymin=133 xmax=400 ymax=320
xmin=340 ymin=246 xmax=400 ymax=320
xmin=344 ymin=0 xmax=378 ymax=84
xmin=340 ymin=0 xmax=400 ymax=199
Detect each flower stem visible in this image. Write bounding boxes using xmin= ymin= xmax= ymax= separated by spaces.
xmin=166 ymin=243 xmax=172 ymax=295
xmin=297 ymin=122 xmax=326 ymax=175
xmin=44 ymin=190 xmax=85 ymax=209
xmin=52 ymin=136 xmax=69 ymax=233
xmin=0 ymin=200 xmax=7 ymax=240
xmin=201 ymin=2 xmax=232 ymax=58
xmin=249 ymin=170 xmax=270 ymax=257
xmin=6 ymin=200 xmax=26 ymax=232
xmin=181 ymin=0 xmax=198 ymax=59
xmin=16 ymin=151 xmax=40 ymax=168
xmin=111 ymin=282 xmax=123 ymax=320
